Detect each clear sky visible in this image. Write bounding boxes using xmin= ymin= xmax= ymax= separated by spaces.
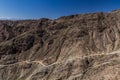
xmin=0 ymin=0 xmax=120 ymax=19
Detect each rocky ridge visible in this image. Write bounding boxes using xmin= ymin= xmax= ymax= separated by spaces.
xmin=0 ymin=10 xmax=120 ymax=80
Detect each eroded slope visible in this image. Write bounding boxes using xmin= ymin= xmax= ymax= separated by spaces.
xmin=0 ymin=11 xmax=120 ymax=80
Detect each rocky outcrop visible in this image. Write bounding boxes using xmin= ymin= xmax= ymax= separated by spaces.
xmin=0 ymin=10 xmax=120 ymax=80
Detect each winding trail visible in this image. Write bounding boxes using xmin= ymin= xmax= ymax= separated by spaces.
xmin=0 ymin=60 xmax=46 ymax=67
xmin=0 ymin=49 xmax=120 ymax=67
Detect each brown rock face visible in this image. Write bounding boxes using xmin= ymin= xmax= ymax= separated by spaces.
xmin=0 ymin=10 xmax=120 ymax=80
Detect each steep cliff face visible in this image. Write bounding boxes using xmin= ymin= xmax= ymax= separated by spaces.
xmin=0 ymin=10 xmax=120 ymax=80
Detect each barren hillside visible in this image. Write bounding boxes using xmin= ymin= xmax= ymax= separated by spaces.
xmin=0 ymin=10 xmax=120 ymax=80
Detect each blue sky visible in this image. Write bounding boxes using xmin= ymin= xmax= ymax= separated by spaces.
xmin=0 ymin=0 xmax=120 ymax=19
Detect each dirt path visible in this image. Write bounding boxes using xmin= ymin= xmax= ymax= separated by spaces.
xmin=0 ymin=60 xmax=46 ymax=67
xmin=0 ymin=49 xmax=120 ymax=67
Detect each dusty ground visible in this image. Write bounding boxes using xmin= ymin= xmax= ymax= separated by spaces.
xmin=0 ymin=10 xmax=120 ymax=80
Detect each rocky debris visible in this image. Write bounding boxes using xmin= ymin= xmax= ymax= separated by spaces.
xmin=0 ymin=10 xmax=120 ymax=80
